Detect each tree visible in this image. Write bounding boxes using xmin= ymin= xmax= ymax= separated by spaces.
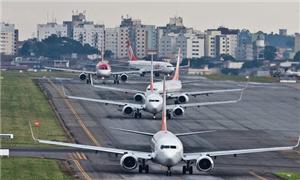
xmin=294 ymin=51 xmax=300 ymax=62
xmin=220 ymin=54 xmax=235 ymax=61
xmin=264 ymin=46 xmax=277 ymax=60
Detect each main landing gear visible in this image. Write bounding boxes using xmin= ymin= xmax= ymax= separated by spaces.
xmin=86 ymin=74 xmax=92 ymax=84
xmin=182 ymin=161 xmax=193 ymax=174
xmin=166 ymin=110 xmax=172 ymax=120
xmin=138 ymin=160 xmax=149 ymax=173
xmin=113 ymin=75 xmax=120 ymax=84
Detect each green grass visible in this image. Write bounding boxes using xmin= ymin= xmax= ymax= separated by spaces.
xmin=1 ymin=71 xmax=73 ymax=179
xmin=202 ymin=74 xmax=279 ymax=83
xmin=276 ymin=172 xmax=300 ymax=180
xmin=1 ymin=71 xmax=68 ymax=147
xmin=0 ymin=157 xmax=68 ymax=180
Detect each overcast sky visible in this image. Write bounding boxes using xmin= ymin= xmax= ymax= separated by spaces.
xmin=1 ymin=0 xmax=299 ymax=40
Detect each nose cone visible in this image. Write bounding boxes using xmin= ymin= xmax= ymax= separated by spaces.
xmin=161 ymin=150 xmax=181 ymax=166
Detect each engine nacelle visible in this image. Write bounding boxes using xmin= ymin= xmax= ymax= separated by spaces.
xmin=196 ymin=156 xmax=214 ymax=172
xmin=120 ymin=154 xmax=138 ymax=170
xmin=172 ymin=106 xmax=184 ymax=117
xmin=79 ymin=73 xmax=87 ymax=81
xmin=134 ymin=93 xmax=145 ymax=102
xmin=120 ymin=74 xmax=128 ymax=82
xmin=177 ymin=94 xmax=189 ymax=104
xmin=122 ymin=105 xmax=135 ymax=115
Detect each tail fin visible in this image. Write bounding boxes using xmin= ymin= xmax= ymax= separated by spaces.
xmin=126 ymin=40 xmax=138 ymax=61
xmin=161 ymin=76 xmax=167 ymax=131
xmin=150 ymin=55 xmax=154 ymax=92
xmin=172 ymin=48 xmax=181 ymax=81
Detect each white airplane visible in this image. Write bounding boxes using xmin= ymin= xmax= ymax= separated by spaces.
xmin=30 ymin=78 xmax=300 ymax=176
xmin=126 ymin=40 xmax=175 ymax=76
xmin=64 ymin=58 xmax=245 ymax=119
xmin=45 ymin=56 xmax=141 ymax=84
xmin=91 ymin=48 xmax=245 ymax=109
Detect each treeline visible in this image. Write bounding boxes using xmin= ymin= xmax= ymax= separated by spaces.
xmin=19 ymin=35 xmax=99 ymax=58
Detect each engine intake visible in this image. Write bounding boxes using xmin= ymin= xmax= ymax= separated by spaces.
xmin=79 ymin=73 xmax=87 ymax=80
xmin=196 ymin=156 xmax=214 ymax=172
xmin=122 ymin=105 xmax=134 ymax=115
xmin=120 ymin=154 xmax=138 ymax=170
xmin=120 ymin=74 xmax=128 ymax=82
xmin=172 ymin=106 xmax=184 ymax=117
xmin=177 ymin=94 xmax=189 ymax=104
xmin=134 ymin=93 xmax=145 ymax=102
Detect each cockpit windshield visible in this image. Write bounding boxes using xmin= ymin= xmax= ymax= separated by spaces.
xmin=160 ymin=145 xmax=176 ymax=149
xmin=98 ymin=64 xmax=108 ymax=70
xmin=149 ymin=99 xmax=159 ymax=102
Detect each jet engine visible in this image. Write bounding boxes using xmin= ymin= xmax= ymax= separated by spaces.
xmin=177 ymin=94 xmax=189 ymax=104
xmin=120 ymin=74 xmax=128 ymax=82
xmin=196 ymin=156 xmax=214 ymax=172
xmin=134 ymin=93 xmax=145 ymax=102
xmin=79 ymin=73 xmax=87 ymax=81
xmin=120 ymin=154 xmax=138 ymax=170
xmin=172 ymin=106 xmax=184 ymax=117
xmin=122 ymin=105 xmax=135 ymax=115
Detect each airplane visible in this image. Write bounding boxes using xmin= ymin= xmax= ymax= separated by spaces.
xmin=126 ymin=40 xmax=175 ymax=76
xmin=30 ymin=77 xmax=300 ymax=176
xmin=91 ymin=48 xmax=245 ymax=107
xmin=285 ymin=69 xmax=300 ymax=77
xmin=45 ymin=54 xmax=142 ymax=84
xmin=63 ymin=58 xmax=246 ymax=119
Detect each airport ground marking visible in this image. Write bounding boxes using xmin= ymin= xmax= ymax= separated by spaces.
xmin=73 ymin=160 xmax=92 ymax=180
xmin=249 ymin=170 xmax=269 ymax=180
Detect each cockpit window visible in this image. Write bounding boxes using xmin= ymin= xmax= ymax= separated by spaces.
xmin=167 ymin=66 xmax=173 ymax=68
xmin=149 ymin=99 xmax=159 ymax=102
xmin=98 ymin=64 xmax=108 ymax=70
xmin=160 ymin=145 xmax=176 ymax=149
xmin=147 ymin=88 xmax=157 ymax=91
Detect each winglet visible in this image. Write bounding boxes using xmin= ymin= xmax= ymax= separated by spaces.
xmin=294 ymin=135 xmax=300 ymax=148
xmin=161 ymin=76 xmax=167 ymax=131
xmin=28 ymin=121 xmax=38 ymax=142
xmin=172 ymin=48 xmax=181 ymax=81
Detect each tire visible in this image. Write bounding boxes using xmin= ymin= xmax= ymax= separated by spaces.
xmin=138 ymin=165 xmax=143 ymax=173
xmin=145 ymin=165 xmax=149 ymax=173
xmin=188 ymin=166 xmax=193 ymax=174
xmin=182 ymin=166 xmax=186 ymax=174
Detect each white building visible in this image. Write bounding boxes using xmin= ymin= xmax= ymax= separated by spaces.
xmin=295 ymin=33 xmax=300 ymax=53
xmin=105 ymin=28 xmax=118 ymax=58
xmin=205 ymin=30 xmax=221 ymax=57
xmin=186 ymin=33 xmax=205 ymax=59
xmin=37 ymin=22 xmax=67 ymax=41
xmin=0 ymin=22 xmax=18 ymax=55
xmin=158 ymin=32 xmax=187 ymax=59
xmin=145 ymin=25 xmax=157 ymax=52
xmin=117 ymin=27 xmax=129 ymax=59
xmin=216 ymin=34 xmax=238 ymax=58
xmin=73 ymin=24 xmax=105 ymax=51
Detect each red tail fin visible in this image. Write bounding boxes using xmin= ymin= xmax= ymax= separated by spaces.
xmin=172 ymin=48 xmax=181 ymax=81
xmin=126 ymin=41 xmax=138 ymax=61
xmin=161 ymin=77 xmax=167 ymax=131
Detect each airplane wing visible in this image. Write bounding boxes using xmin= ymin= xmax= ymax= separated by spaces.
xmin=182 ymin=136 xmax=300 ymax=161
xmin=45 ymin=67 xmax=96 ymax=75
xmin=29 ymin=123 xmax=152 ymax=159
xmin=168 ymin=88 xmax=243 ymax=98
xmin=91 ymin=78 xmax=145 ymax=94
xmin=66 ymin=94 xmax=144 ymax=109
xmin=111 ymin=70 xmax=142 ymax=76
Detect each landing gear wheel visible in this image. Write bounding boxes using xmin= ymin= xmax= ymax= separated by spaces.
xmin=182 ymin=166 xmax=187 ymax=174
xmin=138 ymin=165 xmax=143 ymax=173
xmin=145 ymin=165 xmax=149 ymax=173
xmin=134 ymin=112 xmax=142 ymax=119
xmin=188 ymin=166 xmax=193 ymax=174
xmin=86 ymin=79 xmax=91 ymax=84
xmin=166 ymin=167 xmax=172 ymax=176
xmin=155 ymin=72 xmax=160 ymax=77
xmin=167 ymin=113 xmax=172 ymax=120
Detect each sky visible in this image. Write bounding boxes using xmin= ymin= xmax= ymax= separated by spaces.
xmin=1 ymin=0 xmax=299 ymax=40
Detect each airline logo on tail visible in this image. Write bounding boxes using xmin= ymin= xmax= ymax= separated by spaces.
xmin=172 ymin=48 xmax=181 ymax=81
xmin=126 ymin=41 xmax=139 ymax=61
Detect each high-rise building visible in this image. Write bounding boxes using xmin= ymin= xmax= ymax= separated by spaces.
xmin=294 ymin=33 xmax=300 ymax=53
xmin=204 ymin=29 xmax=221 ymax=57
xmin=63 ymin=12 xmax=91 ymax=38
xmin=253 ymin=32 xmax=265 ymax=60
xmin=279 ymin=29 xmax=287 ymax=36
xmin=105 ymin=28 xmax=118 ymax=58
xmin=237 ymin=29 xmax=254 ymax=60
xmin=37 ymin=22 xmax=67 ymax=41
xmin=145 ymin=25 xmax=157 ymax=52
xmin=186 ymin=33 xmax=205 ymax=59
xmin=0 ymin=22 xmax=18 ymax=55
xmin=158 ymin=32 xmax=187 ymax=58
xmin=73 ymin=24 xmax=105 ymax=51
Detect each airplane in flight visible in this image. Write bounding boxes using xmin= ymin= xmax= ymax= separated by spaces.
xmin=30 ymin=78 xmax=300 ymax=176
xmin=63 ymin=58 xmax=246 ymax=119
xmin=45 ymin=55 xmax=142 ymax=84
xmin=91 ymin=48 xmax=245 ymax=107
xmin=125 ymin=40 xmax=175 ymax=76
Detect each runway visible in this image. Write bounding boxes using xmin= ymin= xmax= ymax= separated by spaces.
xmin=12 ymin=75 xmax=300 ymax=179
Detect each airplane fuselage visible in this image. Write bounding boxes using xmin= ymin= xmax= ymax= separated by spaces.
xmin=144 ymin=92 xmax=163 ymax=114
xmin=129 ymin=61 xmax=175 ymax=75
xmin=146 ymin=80 xmax=182 ymax=94
xmin=151 ymin=131 xmax=183 ymax=167
xmin=95 ymin=61 xmax=112 ymax=78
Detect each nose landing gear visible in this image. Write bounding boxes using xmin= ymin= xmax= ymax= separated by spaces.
xmin=166 ymin=167 xmax=172 ymax=176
